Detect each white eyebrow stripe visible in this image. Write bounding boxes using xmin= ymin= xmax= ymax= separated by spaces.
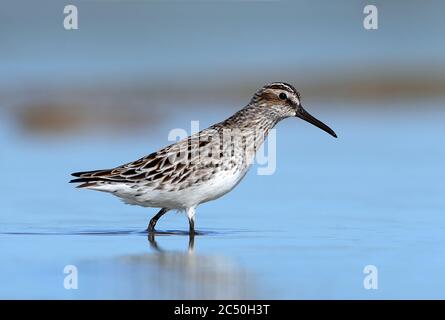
xmin=269 ymin=83 xmax=294 ymax=93
xmin=282 ymin=84 xmax=295 ymax=92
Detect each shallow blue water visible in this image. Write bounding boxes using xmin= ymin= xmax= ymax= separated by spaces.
xmin=1 ymin=0 xmax=444 ymax=299
xmin=1 ymin=100 xmax=444 ymax=299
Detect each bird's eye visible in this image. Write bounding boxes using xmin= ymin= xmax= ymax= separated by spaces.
xmin=279 ymin=93 xmax=287 ymax=100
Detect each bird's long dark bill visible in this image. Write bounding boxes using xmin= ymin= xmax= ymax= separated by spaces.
xmin=298 ymin=107 xmax=337 ymax=138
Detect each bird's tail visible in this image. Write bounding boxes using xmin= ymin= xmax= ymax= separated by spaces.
xmin=70 ymin=169 xmax=114 ymax=188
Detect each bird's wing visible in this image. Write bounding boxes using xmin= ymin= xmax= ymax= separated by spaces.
xmin=70 ymin=130 xmax=220 ymax=188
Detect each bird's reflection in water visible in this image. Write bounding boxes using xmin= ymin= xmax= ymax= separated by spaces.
xmin=148 ymin=231 xmax=195 ymax=253
xmin=106 ymin=232 xmax=257 ymax=299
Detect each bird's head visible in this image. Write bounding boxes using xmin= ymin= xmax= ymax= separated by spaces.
xmin=251 ymin=82 xmax=337 ymax=138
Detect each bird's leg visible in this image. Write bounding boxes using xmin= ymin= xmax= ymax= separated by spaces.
xmin=188 ymin=216 xmax=195 ymax=236
xmin=147 ymin=208 xmax=169 ymax=232
xmin=186 ymin=207 xmax=196 ymax=236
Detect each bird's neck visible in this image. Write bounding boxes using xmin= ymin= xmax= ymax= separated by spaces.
xmin=215 ymin=104 xmax=281 ymax=152
xmin=220 ymin=104 xmax=280 ymax=132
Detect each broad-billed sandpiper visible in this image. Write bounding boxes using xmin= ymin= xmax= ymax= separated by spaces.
xmin=70 ymin=82 xmax=337 ymax=234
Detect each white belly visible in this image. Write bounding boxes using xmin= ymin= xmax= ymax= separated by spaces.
xmin=189 ymin=165 xmax=250 ymax=205
xmin=97 ymin=165 xmax=250 ymax=210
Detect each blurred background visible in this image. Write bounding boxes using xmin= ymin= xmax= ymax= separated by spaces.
xmin=1 ymin=0 xmax=444 ymax=299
